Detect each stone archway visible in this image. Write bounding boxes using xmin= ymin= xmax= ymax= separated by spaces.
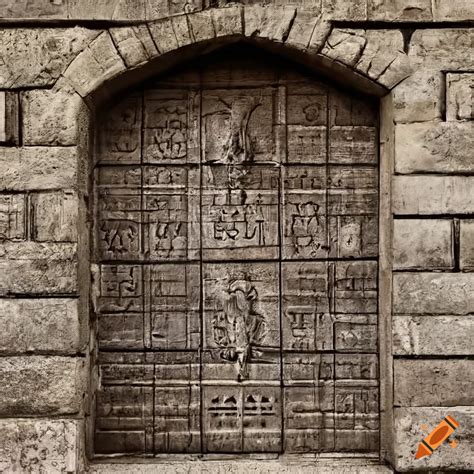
xmin=92 ymin=44 xmax=381 ymax=456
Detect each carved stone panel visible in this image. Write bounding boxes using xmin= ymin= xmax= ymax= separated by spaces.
xmin=94 ymin=48 xmax=379 ymax=456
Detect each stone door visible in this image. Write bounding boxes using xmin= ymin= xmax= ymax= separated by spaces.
xmin=93 ymin=48 xmax=380 ymax=456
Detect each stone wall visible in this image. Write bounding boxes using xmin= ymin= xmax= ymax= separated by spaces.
xmin=0 ymin=1 xmax=473 ymax=472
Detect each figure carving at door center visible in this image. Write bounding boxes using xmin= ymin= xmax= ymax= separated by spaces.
xmin=212 ymin=279 xmax=267 ymax=381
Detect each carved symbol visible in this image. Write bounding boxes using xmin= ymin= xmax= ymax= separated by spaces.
xmin=290 ymin=201 xmax=323 ymax=256
xmin=100 ymin=221 xmax=139 ymax=255
xmin=212 ymin=279 xmax=267 ymax=381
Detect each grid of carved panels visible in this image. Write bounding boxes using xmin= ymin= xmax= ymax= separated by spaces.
xmin=94 ymin=53 xmax=379 ymax=455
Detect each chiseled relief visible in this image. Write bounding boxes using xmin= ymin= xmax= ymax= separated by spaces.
xmin=94 ymin=50 xmax=379 ymax=455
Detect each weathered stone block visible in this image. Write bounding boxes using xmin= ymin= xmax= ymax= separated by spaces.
xmin=394 ymin=407 xmax=474 ymax=471
xmin=321 ymin=29 xmax=367 ymax=67
xmin=188 ymin=10 xmax=215 ymax=43
xmin=22 ymin=83 xmax=87 ymax=146
xmin=213 ymin=5 xmax=243 ymax=37
xmin=321 ymin=29 xmax=410 ymax=88
xmin=392 ymin=70 xmax=443 ymax=123
xmin=285 ymin=11 xmax=330 ymax=53
xmin=368 ymin=0 xmax=432 ymax=20
xmin=393 ymin=315 xmax=474 ymax=355
xmin=323 ymin=0 xmax=368 ymax=20
xmin=447 ymin=73 xmax=474 ymax=121
xmin=244 ymin=5 xmax=296 ymax=42
xmin=64 ymin=32 xmax=126 ymax=98
xmin=460 ymin=220 xmax=474 ymax=271
xmin=392 ymin=176 xmax=474 ymax=215
xmin=0 ymin=299 xmax=82 ymax=354
xmin=0 ymin=147 xmax=78 ymax=191
xmin=395 ymin=122 xmax=474 ymax=173
xmin=410 ymin=29 xmax=474 ymax=69
xmin=148 ymin=17 xmax=180 ymax=54
xmin=0 ymin=92 xmax=19 ymax=144
xmin=110 ymin=26 xmax=159 ymax=68
xmin=0 ymin=242 xmax=77 ymax=296
xmin=69 ymin=0 xmax=145 ymax=19
xmin=0 ymin=0 xmax=68 ymax=18
xmin=433 ymin=0 xmax=474 ymax=21
xmin=0 ymin=28 xmax=99 ymax=88
xmin=146 ymin=0 xmax=202 ymax=20
xmin=0 ymin=356 xmax=85 ymax=415
xmin=0 ymin=194 xmax=26 ymax=241
xmin=0 ymin=419 xmax=82 ymax=473
xmin=393 ymin=219 xmax=454 ymax=270
xmin=30 ymin=191 xmax=78 ymax=242
xmin=393 ymin=272 xmax=474 ymax=315
xmin=394 ymin=359 xmax=474 ymax=406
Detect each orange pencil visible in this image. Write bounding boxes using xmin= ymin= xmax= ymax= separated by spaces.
xmin=416 ymin=415 xmax=459 ymax=459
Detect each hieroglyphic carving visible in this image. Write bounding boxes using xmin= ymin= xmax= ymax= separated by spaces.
xmin=0 ymin=194 xmax=25 ymax=240
xmin=94 ymin=49 xmax=380 ymax=455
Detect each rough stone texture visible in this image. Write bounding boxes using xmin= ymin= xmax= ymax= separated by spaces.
xmin=393 ymin=315 xmax=474 ymax=355
xmin=69 ymin=0 xmax=146 ymax=20
xmin=393 ymin=272 xmax=474 ymax=315
xmin=392 ymin=70 xmax=443 ymax=123
xmin=0 ymin=92 xmax=6 ymax=143
xmin=393 ymin=219 xmax=454 ymax=270
xmin=148 ymin=18 xmax=180 ymax=54
xmin=323 ymin=0 xmax=367 ymax=20
xmin=214 ymin=5 xmax=244 ymax=37
xmin=395 ymin=122 xmax=474 ymax=173
xmin=447 ymin=73 xmax=474 ymax=121
xmin=394 ymin=359 xmax=474 ymax=406
xmin=0 ymin=0 xmax=68 ymax=18
xmin=0 ymin=242 xmax=77 ymax=296
xmin=110 ymin=25 xmax=159 ymax=68
xmin=22 ymin=82 xmax=87 ymax=146
xmin=244 ymin=5 xmax=296 ymax=42
xmin=188 ymin=10 xmax=215 ymax=43
xmin=89 ymin=459 xmax=393 ymax=473
xmin=0 ymin=147 xmax=78 ymax=191
xmin=0 ymin=356 xmax=85 ymax=415
xmin=368 ymin=0 xmax=432 ymax=20
xmin=285 ymin=11 xmax=331 ymax=53
xmin=0 ymin=194 xmax=26 ymax=241
xmin=147 ymin=0 xmax=202 ymax=20
xmin=64 ymin=31 xmax=126 ymax=98
xmin=0 ymin=299 xmax=82 ymax=354
xmin=0 ymin=28 xmax=99 ymax=88
xmin=410 ymin=29 xmax=474 ymax=70
xmin=30 ymin=191 xmax=78 ymax=242
xmin=433 ymin=0 xmax=474 ymax=21
xmin=394 ymin=407 xmax=474 ymax=472
xmin=321 ymin=29 xmax=410 ymax=88
xmin=392 ymin=176 xmax=474 ymax=215
xmin=0 ymin=419 xmax=82 ymax=473
xmin=460 ymin=220 xmax=474 ymax=271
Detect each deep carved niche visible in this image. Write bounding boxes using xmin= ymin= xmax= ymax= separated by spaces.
xmin=93 ymin=46 xmax=380 ymax=456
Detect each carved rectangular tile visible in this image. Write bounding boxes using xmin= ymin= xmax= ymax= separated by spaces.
xmin=282 ymin=262 xmax=331 ymax=351
xmin=98 ymin=352 xmax=154 ymax=386
xmin=98 ymin=94 xmax=142 ymax=164
xmin=335 ymin=354 xmax=379 ymax=381
xmin=202 ymin=385 xmax=282 ymax=453
xmin=283 ymin=353 xmax=334 ymax=385
xmin=330 ymin=92 xmax=378 ymax=127
xmin=283 ymin=166 xmax=327 ymax=259
xmin=202 ymin=166 xmax=280 ymax=260
xmin=144 ymin=89 xmax=200 ymax=164
xmin=98 ymin=313 xmax=145 ymax=350
xmin=201 ymin=87 xmax=281 ymax=164
xmin=155 ymin=385 xmax=201 ymax=453
xmin=203 ymin=262 xmax=280 ymax=382
xmin=335 ymin=261 xmax=378 ymax=314
xmin=97 ymin=167 xmax=142 ymax=261
xmin=143 ymin=166 xmax=200 ymax=261
xmin=287 ymin=125 xmax=327 ymax=164
xmin=334 ymin=383 xmax=379 ymax=451
xmin=99 ymin=264 xmax=143 ymax=313
xmin=0 ymin=194 xmax=26 ymax=240
xmin=329 ymin=127 xmax=377 ymax=164
xmin=95 ymin=385 xmax=153 ymax=454
xmin=150 ymin=264 xmax=200 ymax=350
